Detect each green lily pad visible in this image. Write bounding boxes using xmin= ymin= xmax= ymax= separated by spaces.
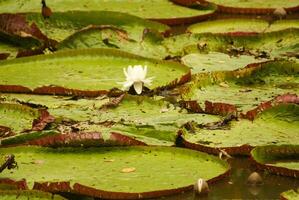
xmin=251 ymin=145 xmax=299 ymax=178
xmin=0 ymin=146 xmax=229 ymax=199
xmin=57 ymin=25 xmax=168 ymax=59
xmin=182 ymin=60 xmax=298 ymax=113
xmin=0 ymin=103 xmax=53 ymax=136
xmin=0 ymin=190 xmax=66 ymax=200
xmin=100 ymin=95 xmax=219 ymax=127
xmin=164 ymin=28 xmax=299 ymax=58
xmin=204 ymin=0 xmax=299 ymax=8
xmin=25 ymin=11 xmax=169 ymax=42
xmin=198 ymin=0 xmax=299 ymax=13
xmin=0 ymin=93 xmax=110 ymax=122
xmin=281 ymin=188 xmax=299 ymax=200
xmin=0 ymin=48 xmax=190 ymax=96
xmin=183 ymin=104 xmax=299 ymax=155
xmin=0 ymin=0 xmax=215 ymax=25
xmin=85 ymin=95 xmax=220 ymax=145
xmin=187 ymin=18 xmax=269 ymax=34
xmin=266 ymin=20 xmax=299 ymax=33
xmin=0 ymin=94 xmax=221 ymax=146
xmin=181 ymin=52 xmax=268 ymax=73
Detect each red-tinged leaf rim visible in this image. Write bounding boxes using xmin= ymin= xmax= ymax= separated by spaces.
xmin=32 ymin=86 xmax=108 ymax=98
xmin=175 ymin=0 xmax=299 ymax=14
xmin=171 ymin=0 xmax=200 ymax=6
xmin=0 ymin=146 xmax=230 ymax=199
xmin=33 ymin=182 xmax=72 ymax=193
xmin=205 ymin=101 xmax=238 ymax=116
xmin=109 ymin=132 xmax=147 ymax=146
xmin=182 ymin=136 xmax=253 ymax=156
xmin=0 ymin=53 xmax=9 ymax=60
xmin=100 ymin=93 xmax=126 ymax=109
xmin=0 ymin=178 xmax=28 ymax=190
xmin=179 ymin=100 xmax=204 ymax=113
xmin=16 ymin=48 xmax=45 ymax=58
xmin=1 ymin=132 xmax=146 ymax=147
xmin=0 ymin=131 xmax=59 ymax=147
xmin=250 ymin=145 xmax=299 ymax=178
xmin=0 ymin=48 xmax=191 ymax=97
xmin=242 ymin=94 xmax=299 ymax=121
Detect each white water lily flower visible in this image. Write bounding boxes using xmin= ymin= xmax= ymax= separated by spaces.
xmin=120 ymin=65 xmax=154 ymax=94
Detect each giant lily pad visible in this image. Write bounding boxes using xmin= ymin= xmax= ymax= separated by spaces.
xmin=0 ymin=48 xmax=190 ymax=96
xmin=183 ymin=104 xmax=299 ymax=155
xmin=0 ymin=103 xmax=54 ymax=137
xmin=25 ymin=11 xmax=169 ymax=42
xmin=164 ymin=28 xmax=299 ymax=59
xmin=187 ymin=19 xmax=299 ymax=35
xmin=84 ymin=95 xmax=220 ymax=145
xmin=266 ymin=20 xmax=299 ymax=33
xmin=0 ymin=0 xmax=215 ymax=25
xmin=57 ymin=25 xmax=168 ymax=59
xmin=181 ymin=60 xmax=298 ymax=113
xmin=251 ymin=145 xmax=299 ymax=178
xmin=0 ymin=93 xmax=110 ymax=122
xmin=181 ymin=52 xmax=268 ymax=73
xmin=0 ymin=94 xmax=220 ymax=146
xmin=192 ymin=0 xmax=299 ymax=14
xmin=0 ymin=146 xmax=230 ymax=199
xmin=187 ymin=18 xmax=269 ymax=34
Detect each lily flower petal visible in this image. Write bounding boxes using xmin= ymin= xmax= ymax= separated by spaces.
xmin=118 ymin=65 xmax=155 ymax=95
xmin=133 ymin=82 xmax=143 ymax=94
xmin=122 ymin=80 xmax=134 ymax=89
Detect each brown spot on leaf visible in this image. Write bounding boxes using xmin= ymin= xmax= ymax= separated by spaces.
xmin=121 ymin=167 xmax=136 ymax=173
